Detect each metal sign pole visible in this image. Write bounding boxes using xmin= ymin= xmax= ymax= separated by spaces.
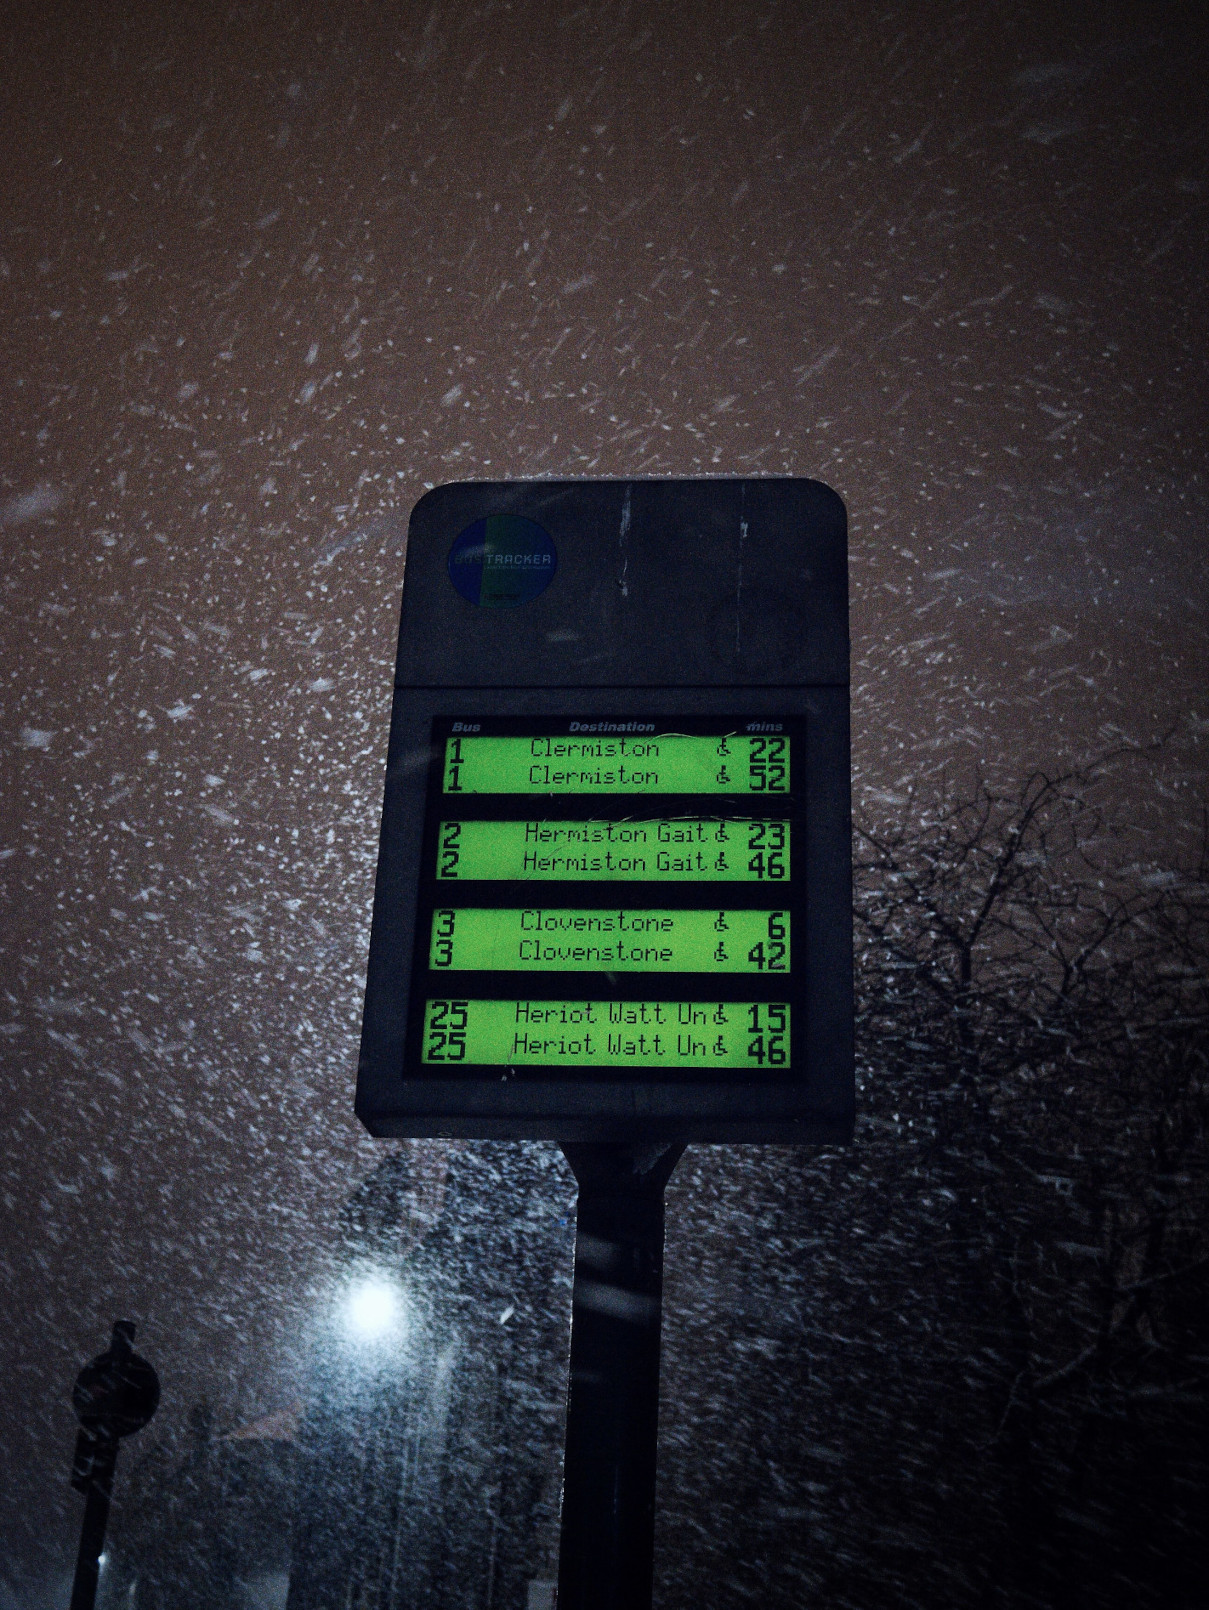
xmin=68 ymin=1322 xmax=160 ymax=1610
xmin=557 ymin=1144 xmax=684 ymax=1610
xmin=69 ymin=1461 xmax=115 ymax=1610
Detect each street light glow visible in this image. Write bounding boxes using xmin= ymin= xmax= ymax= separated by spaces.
xmin=344 ymin=1276 xmax=402 ymax=1340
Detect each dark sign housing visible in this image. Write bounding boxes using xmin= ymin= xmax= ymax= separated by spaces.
xmin=356 ymin=479 xmax=852 ymax=1143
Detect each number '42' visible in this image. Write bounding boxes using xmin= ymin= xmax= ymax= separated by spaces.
xmin=747 ymin=912 xmax=788 ymax=971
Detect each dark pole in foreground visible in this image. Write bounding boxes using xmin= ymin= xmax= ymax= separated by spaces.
xmin=557 ymin=1143 xmax=685 ymax=1610
xmin=69 ymin=1322 xmax=160 ymax=1610
xmin=70 ymin=1467 xmax=115 ymax=1610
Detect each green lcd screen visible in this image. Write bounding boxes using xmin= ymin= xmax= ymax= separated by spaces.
xmin=428 ymin=907 xmax=789 ymax=973
xmin=422 ymin=998 xmax=790 ymax=1069
xmin=443 ymin=732 xmax=789 ymax=795
xmin=435 ymin=819 xmax=790 ymax=882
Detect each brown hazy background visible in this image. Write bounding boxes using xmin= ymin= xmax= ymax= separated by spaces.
xmin=2 ymin=0 xmax=1206 ymax=1601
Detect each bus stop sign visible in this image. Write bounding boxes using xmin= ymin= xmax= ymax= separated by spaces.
xmin=356 ymin=478 xmax=852 ymax=1144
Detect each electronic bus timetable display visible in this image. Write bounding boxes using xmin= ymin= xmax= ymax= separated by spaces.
xmin=356 ymin=478 xmax=853 ymax=1143
xmin=410 ymin=718 xmax=800 ymax=1084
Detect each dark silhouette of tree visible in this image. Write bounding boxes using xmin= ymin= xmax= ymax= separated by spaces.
xmin=659 ymin=754 xmax=1207 ymax=1610
xmin=849 ymin=756 xmax=1209 ymax=1606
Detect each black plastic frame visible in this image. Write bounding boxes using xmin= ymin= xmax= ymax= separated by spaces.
xmin=357 ymin=686 xmax=851 ymax=1142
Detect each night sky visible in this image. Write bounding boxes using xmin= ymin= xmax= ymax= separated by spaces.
xmin=2 ymin=0 xmax=1206 ymax=1602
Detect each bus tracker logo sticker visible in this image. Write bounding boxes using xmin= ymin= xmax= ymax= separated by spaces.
xmin=447 ymin=515 xmax=557 ymax=608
